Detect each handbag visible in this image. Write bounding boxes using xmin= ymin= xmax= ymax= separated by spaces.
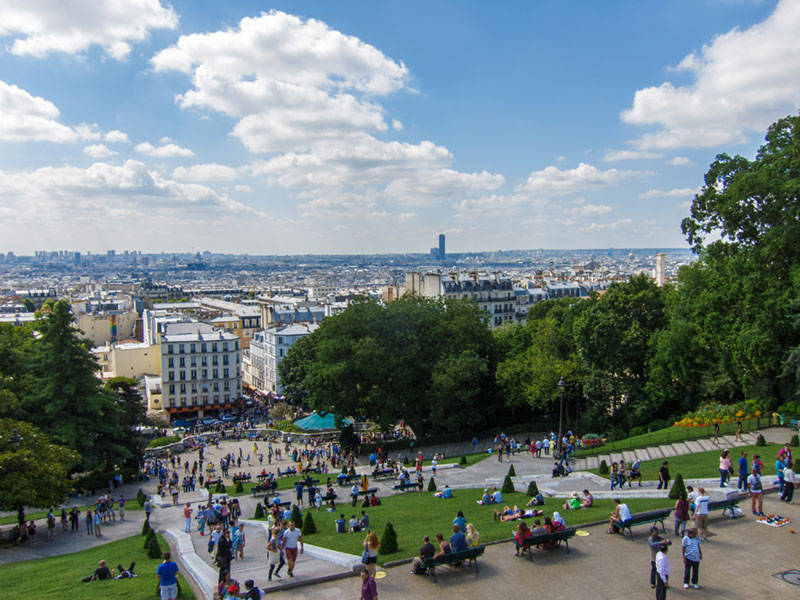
xmin=361 ymin=549 xmax=370 ymax=564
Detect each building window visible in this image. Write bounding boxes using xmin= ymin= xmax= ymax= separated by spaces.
xmin=212 ymin=369 xmax=218 ymax=379
xmin=168 ymin=370 xmax=174 ymax=381
xmin=223 ymin=381 xmax=229 ymax=390
xmin=178 ymin=344 xmax=184 ymax=353
xmin=223 ymin=355 xmax=229 ymax=365
xmin=191 ymin=383 xmax=197 ymax=393
xmin=168 ymin=358 xmax=174 ymax=368
xmin=212 ymin=356 xmax=218 ymax=366
xmin=202 ymin=369 xmax=207 ymax=379
xmin=191 ymin=369 xmax=196 ymax=379
xmin=201 ymin=357 xmax=207 ymax=366
xmin=169 ymin=385 xmax=175 ymax=394
xmin=190 ymin=357 xmax=196 ymax=367
xmin=201 ymin=343 xmax=207 ymax=352
xmin=180 ymin=383 xmax=186 ymax=394
xmin=179 ymin=357 xmax=185 ymax=367
xmin=168 ymin=344 xmax=174 ymax=354
xmin=190 ymin=343 xmax=196 ymax=353
xmin=212 ymin=343 xmax=218 ymax=352
xmin=179 ymin=370 xmax=185 ymax=381
xmin=222 ymin=342 xmax=228 ymax=351
xmin=213 ymin=382 xmax=219 ymax=392
xmin=223 ymin=368 xmax=229 ymax=378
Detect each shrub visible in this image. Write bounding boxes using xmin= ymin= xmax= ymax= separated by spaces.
xmin=526 ymin=480 xmax=539 ymax=497
xmin=756 ymin=434 xmax=767 ymax=447
xmin=142 ymin=518 xmax=152 ymax=536
xmin=137 ymin=488 xmax=146 ymax=506
xmin=669 ymin=473 xmax=686 ymax=500
xmin=598 ymin=460 xmax=609 ymax=475
xmin=302 ymin=512 xmax=317 ymax=535
xmin=215 ymin=482 xmax=227 ymax=494
xmin=274 ymin=419 xmax=302 ymax=433
xmin=254 ymin=503 xmax=265 ymax=519
xmin=790 ymin=434 xmax=799 ymax=448
xmin=460 ymin=455 xmax=468 ymax=466
xmin=289 ymin=505 xmax=303 ymax=529
xmin=146 ymin=531 xmax=163 ymax=559
xmin=501 ymin=475 xmax=515 ymax=495
xmin=427 ymin=478 xmax=437 ymax=492
xmin=507 ymin=464 xmax=516 ymax=477
xmin=144 ymin=528 xmax=156 ymax=549
xmin=349 ymin=466 xmax=356 ymax=476
xmin=794 ymin=457 xmax=800 ymax=473
xmin=146 ymin=435 xmax=181 ymax=448
xmin=402 ymin=456 xmax=410 ymax=466
xmin=235 ymin=481 xmax=244 ymax=494
xmin=380 ymin=522 xmax=398 ymax=554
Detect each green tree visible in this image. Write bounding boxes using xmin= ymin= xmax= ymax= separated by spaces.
xmin=0 ymin=419 xmax=79 ymax=511
xmin=301 ymin=512 xmax=317 ymax=535
xmin=669 ymin=474 xmax=686 ymax=500
xmin=24 ymin=301 xmax=138 ymax=472
xmin=380 ymin=522 xmax=398 ymax=554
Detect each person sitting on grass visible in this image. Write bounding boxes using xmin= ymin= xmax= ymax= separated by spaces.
xmin=466 ymin=523 xmax=480 ymax=547
xmin=359 ymin=511 xmax=370 ymax=531
xmin=477 ymin=489 xmax=492 ymax=505
xmin=335 ymin=514 xmax=347 ymax=534
xmin=580 ymin=489 xmax=594 ymax=508
xmin=370 ymin=493 xmax=380 ymax=507
xmin=494 ymin=505 xmax=543 ymax=522
xmin=82 ymin=559 xmax=113 ymax=582
xmin=563 ymin=491 xmax=581 ymax=511
xmin=526 ymin=491 xmax=545 ymax=507
xmin=114 ymin=562 xmax=136 ymax=579
xmin=512 ymin=521 xmax=533 ymax=556
xmin=491 ymin=487 xmax=502 ymax=504
xmin=349 ymin=514 xmax=361 ymax=533
xmin=433 ymin=485 xmax=453 ymax=499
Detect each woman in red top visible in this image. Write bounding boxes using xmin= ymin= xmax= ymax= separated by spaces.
xmin=513 ymin=521 xmax=532 ymax=556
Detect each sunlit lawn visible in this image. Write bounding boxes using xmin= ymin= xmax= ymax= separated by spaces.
xmin=257 ymin=487 xmax=672 ymax=563
xmin=0 ymin=533 xmax=195 ymax=600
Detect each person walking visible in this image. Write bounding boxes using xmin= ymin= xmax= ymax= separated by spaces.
xmin=737 ymin=451 xmax=749 ymax=491
xmin=735 ymin=420 xmax=743 ymax=442
xmin=183 ymin=503 xmax=193 ymax=533
xmin=216 ymin=528 xmax=233 ymax=581
xmin=362 ymin=531 xmax=380 ymax=577
xmin=86 ymin=509 xmax=94 ymax=535
xmin=266 ymin=526 xmax=283 ymax=581
xmin=360 ymin=568 xmax=378 ymax=600
xmin=692 ymin=488 xmax=711 ymax=541
xmin=655 ymin=543 xmax=671 ymax=600
xmin=144 ymin=497 xmax=152 ymax=521
xmin=156 ymin=551 xmax=180 ymax=600
xmin=282 ymin=521 xmax=304 ymax=577
xmin=674 ymin=492 xmax=690 ymax=537
xmin=681 ymin=528 xmax=702 ymax=589
xmin=780 ymin=462 xmax=795 ymax=503
xmin=658 ymin=461 xmax=670 ymax=490
xmin=718 ymin=450 xmax=731 ymax=487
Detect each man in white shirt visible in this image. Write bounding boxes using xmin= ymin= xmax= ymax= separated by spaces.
xmin=281 ymin=521 xmax=304 ymax=577
xmin=692 ymin=488 xmax=711 ymax=541
xmin=780 ymin=464 xmax=795 ymax=503
xmin=655 ymin=543 xmax=671 ymax=600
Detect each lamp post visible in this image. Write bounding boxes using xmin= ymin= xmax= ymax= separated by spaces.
xmin=557 ymin=377 xmax=567 ymax=448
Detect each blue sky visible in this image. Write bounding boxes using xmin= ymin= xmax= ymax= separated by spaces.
xmin=0 ymin=0 xmax=796 ymax=254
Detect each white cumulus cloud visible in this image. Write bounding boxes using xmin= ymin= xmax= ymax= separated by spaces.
xmin=622 ymin=0 xmax=800 ymax=150
xmin=639 ymin=187 xmax=698 ymax=199
xmin=135 ymin=141 xmax=194 ymax=158
xmin=520 ymin=163 xmax=649 ymax=196
xmin=105 ymin=130 xmax=129 ymax=144
xmin=83 ymin=144 xmax=117 ymax=158
xmin=0 ymin=80 xmax=78 ymax=142
xmin=603 ymin=149 xmax=663 ymax=162
xmin=173 ymin=163 xmax=240 ymax=181
xmin=0 ymin=0 xmax=178 ymax=59
xmin=667 ymin=157 xmax=692 ymax=166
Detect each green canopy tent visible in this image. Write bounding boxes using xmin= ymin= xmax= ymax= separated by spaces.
xmin=293 ymin=411 xmax=352 ymax=430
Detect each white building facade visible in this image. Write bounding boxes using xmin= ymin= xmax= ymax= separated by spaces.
xmin=160 ymin=322 xmax=241 ymax=419
xmin=248 ymin=323 xmax=318 ymax=394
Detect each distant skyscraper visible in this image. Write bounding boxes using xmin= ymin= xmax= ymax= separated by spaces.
xmin=438 ymin=234 xmax=445 ymax=259
xmin=655 ymin=253 xmax=666 ymax=286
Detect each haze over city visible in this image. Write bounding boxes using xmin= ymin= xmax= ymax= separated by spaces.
xmin=2 ymin=1 xmax=799 ymax=254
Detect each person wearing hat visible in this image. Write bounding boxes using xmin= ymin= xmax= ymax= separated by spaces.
xmin=563 ymin=491 xmax=581 ymax=511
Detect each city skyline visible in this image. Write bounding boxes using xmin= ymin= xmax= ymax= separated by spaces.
xmin=1 ymin=1 xmax=799 ymax=254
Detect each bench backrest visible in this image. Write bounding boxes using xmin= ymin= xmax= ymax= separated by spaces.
xmin=423 ymin=545 xmax=486 ymax=565
xmin=628 ymin=509 xmax=671 ymax=523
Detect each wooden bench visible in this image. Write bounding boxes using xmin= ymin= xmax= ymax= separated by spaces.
xmin=708 ymin=496 xmax=745 ymax=519
xmin=336 ymin=474 xmax=358 ymax=486
xmin=371 ymin=469 xmax=395 ymax=480
xmin=294 ymin=478 xmax=320 ymax=488
xmin=619 ymin=509 xmax=672 ymax=539
xmin=421 ymin=545 xmax=486 ymax=582
xmin=520 ymin=527 xmax=576 ymax=560
xmin=233 ymin=476 xmax=252 ymax=483
xmin=277 ymin=469 xmax=298 ymax=478
xmin=393 ymin=482 xmax=419 ymax=492
xmin=266 ymin=500 xmax=290 ymax=509
xmin=251 ymin=481 xmax=277 ymax=496
xmin=357 ymin=488 xmax=378 ymax=497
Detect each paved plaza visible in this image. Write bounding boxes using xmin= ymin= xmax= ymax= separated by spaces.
xmin=1 ymin=427 xmax=798 ymax=599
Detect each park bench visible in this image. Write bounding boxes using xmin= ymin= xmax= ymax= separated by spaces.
xmin=619 ymin=509 xmax=672 ymax=539
xmin=371 ymin=469 xmax=395 ymax=480
xmin=421 ymin=545 xmax=486 ymax=582
xmin=233 ymin=475 xmax=252 ymax=483
xmin=708 ymin=496 xmax=745 ymax=519
xmin=393 ymin=482 xmax=418 ymax=492
xmin=357 ymin=488 xmax=378 ymax=497
xmin=256 ymin=473 xmax=272 ymax=481
xmin=520 ymin=527 xmax=576 ymax=560
xmin=295 ymin=478 xmax=320 ymax=488
xmin=251 ymin=481 xmax=277 ymax=496
xmin=336 ymin=474 xmax=359 ymax=486
xmin=277 ymin=468 xmax=298 ymax=478
xmin=266 ymin=500 xmax=290 ymax=509
xmin=205 ymin=477 xmax=222 ymax=486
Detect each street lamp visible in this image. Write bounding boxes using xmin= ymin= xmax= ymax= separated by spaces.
xmin=557 ymin=377 xmax=567 ymax=447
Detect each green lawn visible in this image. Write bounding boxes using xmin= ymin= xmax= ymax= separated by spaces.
xmin=0 ymin=502 xmax=143 ymax=526
xmin=258 ymin=488 xmax=672 ymax=563
xmin=0 ymin=533 xmax=195 ymax=600
xmin=423 ymin=453 xmax=491 ymax=467
xmin=589 ymin=443 xmax=784 ymax=481
xmin=575 ymin=418 xmax=769 ymax=457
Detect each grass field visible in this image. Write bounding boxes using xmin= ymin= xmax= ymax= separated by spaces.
xmin=257 ymin=488 xmax=672 ymax=563
xmin=0 ymin=533 xmax=195 ymax=600
xmin=589 ymin=443 xmax=784 ymax=481
xmin=575 ymin=418 xmax=769 ymax=457
xmin=0 ymin=501 xmax=143 ymax=526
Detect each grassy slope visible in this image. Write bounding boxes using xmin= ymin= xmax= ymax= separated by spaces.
xmin=575 ymin=419 xmax=766 ymax=457
xmin=0 ymin=502 xmax=143 ymax=526
xmin=0 ymin=533 xmax=195 ymax=600
xmin=589 ymin=443 xmax=783 ymax=481
xmin=259 ymin=488 xmax=672 ymax=563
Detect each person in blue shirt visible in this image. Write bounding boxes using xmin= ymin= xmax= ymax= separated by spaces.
xmin=156 ymin=552 xmax=179 ymax=600
xmin=335 ymin=514 xmax=346 ymax=534
xmin=492 ymin=487 xmax=502 ymax=504
xmin=737 ymin=451 xmax=749 ymax=491
xmin=453 ymin=511 xmax=467 ymax=533
xmin=449 ymin=525 xmax=468 ymax=552
xmin=681 ymin=528 xmax=703 ymax=589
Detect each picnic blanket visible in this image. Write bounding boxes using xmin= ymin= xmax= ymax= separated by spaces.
xmin=756 ymin=515 xmax=791 ymax=527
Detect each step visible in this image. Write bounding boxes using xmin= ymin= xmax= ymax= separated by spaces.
xmin=670 ymin=442 xmax=691 ymax=456
xmin=633 ymin=448 xmax=651 ymax=462
xmin=719 ymin=435 xmax=745 ymax=447
xmin=684 ymin=441 xmax=705 ymax=454
xmin=622 ymin=450 xmax=638 ymax=464
xmin=696 ymin=439 xmax=717 ymax=452
xmin=598 ymin=455 xmax=612 ymax=467
xmin=647 ymin=446 xmax=665 ymax=459
xmin=610 ymin=452 xmax=624 ymax=465
xmin=585 ymin=456 xmax=600 ymax=470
